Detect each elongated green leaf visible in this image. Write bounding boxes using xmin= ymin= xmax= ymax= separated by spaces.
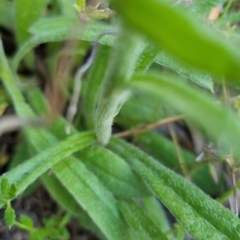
xmin=15 ymin=0 xmax=49 ymax=44
xmin=134 ymin=43 xmax=158 ymax=74
xmin=0 ymin=132 xmax=94 ymax=208
xmin=142 ymin=197 xmax=170 ymax=233
xmin=155 ymin=52 xmax=214 ymax=91
xmin=119 ymin=199 xmax=168 ymax=240
xmin=109 ymin=138 xmax=240 ymax=240
xmin=136 ymin=132 xmax=223 ymax=195
xmin=83 ymin=45 xmax=111 ymax=129
xmin=96 ymin=27 xmax=143 ymax=145
xmin=78 ymin=144 xmax=151 ymax=198
xmin=0 ymin=40 xmax=30 ymax=115
xmin=129 ymin=74 xmax=240 ymax=161
xmin=136 ymin=44 xmax=213 ymax=91
xmin=41 ymin=174 xmax=106 ymax=239
xmin=112 ymin=0 xmax=240 ymax=80
xmin=13 ymin=18 xmax=115 ymax=70
xmin=25 ymin=87 xmax=132 ymax=239
xmin=53 ymin=157 xmax=134 ymax=240
xmin=116 ymin=88 xmax=224 ymax=194
xmin=1 ymin=37 xmax=121 ymax=240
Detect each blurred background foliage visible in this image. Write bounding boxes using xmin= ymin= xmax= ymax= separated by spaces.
xmin=0 ymin=0 xmax=240 ymax=239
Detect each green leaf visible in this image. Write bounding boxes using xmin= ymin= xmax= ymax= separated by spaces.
xmin=83 ymin=45 xmax=112 ymax=129
xmin=19 ymin=215 xmax=34 ymax=228
xmin=30 ymin=229 xmax=47 ymax=240
xmin=129 ymin=74 xmax=240 ymax=161
xmin=15 ymin=0 xmax=49 ymax=44
xmin=96 ymin=27 xmax=143 ymax=145
xmin=134 ymin=43 xmax=158 ymax=74
xmin=13 ymin=18 xmax=116 ymax=70
xmin=25 ymin=87 xmax=131 ymax=239
xmin=117 ymin=91 xmax=224 ymax=195
xmin=4 ymin=202 xmax=16 ymax=229
xmin=25 ymin=87 xmax=132 ymax=239
xmin=142 ymin=197 xmax=170 ymax=233
xmin=1 ymin=178 xmax=10 ymax=196
xmin=109 ymin=138 xmax=240 ymax=240
xmin=112 ymin=0 xmax=240 ymax=80
xmin=155 ymin=52 xmax=214 ymax=91
xmin=136 ymin=132 xmax=223 ymax=195
xmin=119 ymin=199 xmax=168 ymax=240
xmin=135 ymin=44 xmax=213 ymax=91
xmin=41 ymin=173 xmax=105 ymax=239
xmin=0 ymin=36 xmax=109 ymax=239
xmin=79 ymin=144 xmax=151 ymax=198
xmin=0 ymin=132 xmax=94 ymax=208
xmin=52 ymin=157 xmax=134 ymax=240
xmin=8 ymin=184 xmax=17 ymax=199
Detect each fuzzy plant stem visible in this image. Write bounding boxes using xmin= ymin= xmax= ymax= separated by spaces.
xmin=95 ymin=25 xmax=143 ymax=145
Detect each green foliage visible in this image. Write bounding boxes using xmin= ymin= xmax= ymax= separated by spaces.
xmin=119 ymin=199 xmax=168 ymax=240
xmin=15 ymin=0 xmax=49 ymax=44
xmin=19 ymin=215 xmax=34 ymax=229
xmin=0 ymin=178 xmax=17 ymax=205
xmin=1 ymin=0 xmax=240 ymax=239
xmin=112 ymin=0 xmax=240 ymax=81
xmin=4 ymin=202 xmax=16 ymax=229
xmin=109 ymin=138 xmax=240 ymax=240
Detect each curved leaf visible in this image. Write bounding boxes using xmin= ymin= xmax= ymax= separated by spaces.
xmin=41 ymin=174 xmax=105 ymax=239
xmin=155 ymin=52 xmax=214 ymax=91
xmin=112 ymin=0 xmax=240 ymax=81
xmin=129 ymin=74 xmax=240 ymax=161
xmin=0 ymin=132 xmax=94 ymax=208
xmin=95 ymin=27 xmax=143 ymax=145
xmin=142 ymin=197 xmax=170 ymax=233
xmin=83 ymin=45 xmax=112 ymax=129
xmin=13 ymin=18 xmax=116 ymax=70
xmin=119 ymin=199 xmax=168 ymax=240
xmin=109 ymin=138 xmax=240 ymax=240
xmin=53 ymin=157 xmax=134 ymax=240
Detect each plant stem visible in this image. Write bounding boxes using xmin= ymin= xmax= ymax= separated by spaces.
xmin=95 ymin=25 xmax=143 ymax=145
xmin=14 ymin=221 xmax=34 ymax=232
xmin=221 ymin=0 xmax=233 ymax=19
